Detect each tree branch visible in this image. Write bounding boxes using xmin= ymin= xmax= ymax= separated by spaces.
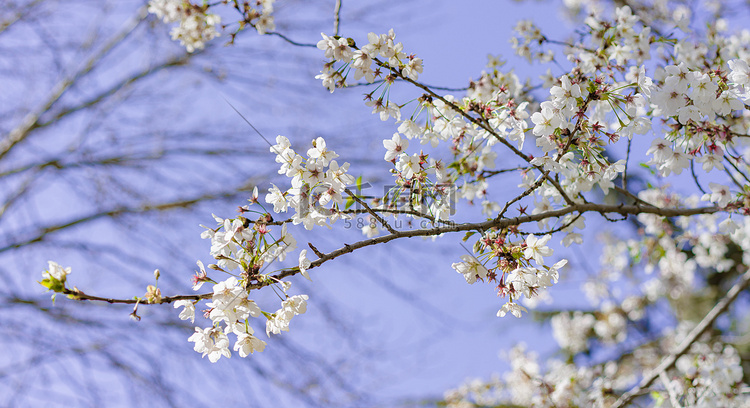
xmin=57 ymin=202 xmax=723 ymax=305
xmin=0 ymin=190 xmax=251 ymax=253
xmin=0 ymin=5 xmax=150 ymax=161
xmin=611 ymin=266 xmax=750 ymax=408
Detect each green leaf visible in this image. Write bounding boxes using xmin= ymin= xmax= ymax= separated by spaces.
xmin=39 ymin=278 xmax=64 ymax=293
xmin=356 ymin=175 xmax=363 ymax=191
xmin=345 ymin=196 xmax=355 ymax=210
xmin=462 ymin=231 xmax=476 ymax=242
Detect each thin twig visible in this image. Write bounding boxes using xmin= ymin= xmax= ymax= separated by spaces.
xmin=266 ymin=31 xmax=317 ymax=48
xmin=0 ymin=5 xmax=150 ymax=161
xmin=725 ymin=154 xmax=750 ymax=185
xmin=690 ymin=160 xmax=707 ymax=195
xmin=517 ymin=212 xmax=583 ymax=236
xmin=623 ymin=139 xmax=632 ymax=191
xmin=480 ymin=166 xmax=528 ymax=178
xmin=333 ymin=0 xmax=342 ymax=36
xmin=62 ymin=288 xmax=212 ymax=304
xmin=347 ymin=78 xmax=469 ymax=91
xmin=344 ymin=187 xmax=397 ymax=234
xmin=723 ymin=165 xmax=745 ymax=190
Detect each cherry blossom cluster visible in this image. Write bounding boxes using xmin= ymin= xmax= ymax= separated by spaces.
xmin=646 ymin=62 xmax=743 ymax=178
xmin=315 ymin=29 xmax=423 ymax=102
xmin=451 ymin=231 xmax=567 ymax=318
xmin=671 ymin=341 xmax=746 ymax=406
xmin=148 ymin=0 xmax=221 ymax=53
xmin=515 ymin=7 xmax=654 ymax=203
xmin=148 ymin=0 xmax=280 ymax=52
xmin=379 ymin=133 xmax=455 ymax=223
xmin=264 ymin=135 xmax=355 ymax=231
xmin=500 ymin=3 xmax=750 ymax=242
xmin=547 ymin=0 xmax=697 ymax=30
xmin=38 ymin=136 xmax=357 ymax=363
xmin=181 ymin=275 xmax=265 ymax=363
xmin=200 ymin=211 xmax=297 ymax=273
xmin=443 ymin=337 xmax=749 ymax=408
xmin=441 ymin=184 xmax=750 ymax=404
xmin=443 ymin=343 xmax=623 ymax=407
xmin=179 ymin=279 xmax=309 ymax=362
xmin=510 ymin=20 xmax=553 ymax=63
xmin=235 ymin=0 xmax=277 ymax=35
xmin=382 ymin=90 xmax=527 ymax=220
xmin=593 ymin=187 xmax=746 ymax=309
xmin=165 ymin=183 xmax=323 ymax=363
xmin=434 ymin=2 xmax=750 ymax=404
xmin=172 ymin=135 xmax=362 ymax=361
xmin=41 ymin=207 xmax=310 ymax=363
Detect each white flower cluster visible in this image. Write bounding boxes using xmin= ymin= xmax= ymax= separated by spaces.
xmin=201 ymin=213 xmax=296 ymax=272
xmin=526 ymin=68 xmax=648 ymax=215
xmin=528 ymin=185 xmax=750 ymax=404
xmin=451 ymin=233 xmax=567 ymax=318
xmin=315 ymin=29 xmax=423 ymax=94
xmin=501 ymin=5 xmax=750 ymax=252
xmin=245 ymin=0 xmax=277 ymax=35
xmin=264 ymin=135 xmax=355 ymax=230
xmin=265 ymin=294 xmax=308 ymax=335
xmin=433 ymin=2 xmax=750 ymax=396
xmin=645 ymin=62 xmax=743 ymax=178
xmin=510 ymin=20 xmax=553 ymax=63
xmin=385 ymin=84 xmax=528 ymax=220
xmin=173 ymin=190 xmax=315 ymax=362
xmin=43 ymin=246 xmax=310 ymax=364
xmin=376 ymin=132 xmax=456 ymax=223
xmin=181 ymin=275 xmax=266 ymax=362
xmin=550 ymin=311 xmax=594 ymax=353
xmin=39 ymin=260 xmax=73 ymax=299
xmin=396 ymin=96 xmax=469 ymax=149
xmin=176 ymin=267 xmax=309 ymax=362
xmin=672 ymin=342 xmax=746 ymax=406
xmin=635 ymin=187 xmax=745 ymax=287
xmin=443 ymin=343 xmax=626 ymax=407
xmin=148 ymin=0 xmax=221 ymax=52
xmin=445 ymin=339 xmax=750 ymax=407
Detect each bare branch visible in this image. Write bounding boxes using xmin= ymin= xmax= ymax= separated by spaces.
xmin=0 ymin=189 xmax=251 ymax=253
xmin=0 ymin=0 xmax=45 ymax=34
xmin=60 ymin=202 xmax=724 ymax=306
xmin=0 ymin=5 xmax=150 ymax=161
xmin=334 ymin=0 xmax=342 ymax=36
